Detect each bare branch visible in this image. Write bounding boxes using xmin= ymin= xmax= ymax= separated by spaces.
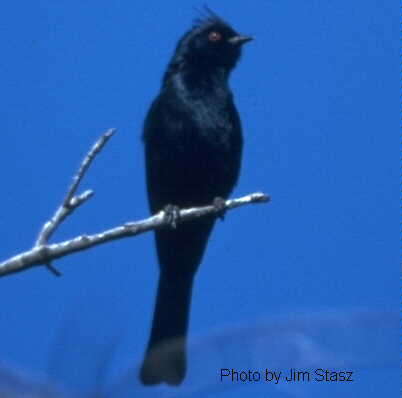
xmin=0 ymin=128 xmax=269 ymax=278
xmin=0 ymin=192 xmax=269 ymax=277
xmin=36 ymin=190 xmax=94 ymax=247
xmin=36 ymin=129 xmax=115 ymax=246
xmin=64 ymin=129 xmax=115 ymax=205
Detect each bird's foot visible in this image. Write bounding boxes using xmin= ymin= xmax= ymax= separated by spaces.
xmin=163 ymin=204 xmax=181 ymax=229
xmin=213 ymin=197 xmax=227 ymax=221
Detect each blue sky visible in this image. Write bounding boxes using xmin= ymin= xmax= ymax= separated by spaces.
xmin=0 ymin=1 xmax=399 ymax=397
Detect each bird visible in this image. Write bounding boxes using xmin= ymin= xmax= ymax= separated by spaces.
xmin=140 ymin=9 xmax=252 ymax=386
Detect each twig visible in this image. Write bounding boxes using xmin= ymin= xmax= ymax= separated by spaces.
xmin=36 ymin=129 xmax=115 ymax=246
xmin=33 ymin=129 xmax=115 ymax=276
xmin=0 ymin=192 xmax=269 ymax=277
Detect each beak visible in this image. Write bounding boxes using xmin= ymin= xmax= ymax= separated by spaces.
xmin=228 ymin=35 xmax=254 ymax=46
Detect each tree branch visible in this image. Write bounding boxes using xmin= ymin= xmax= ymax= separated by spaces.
xmin=36 ymin=128 xmax=116 ymax=247
xmin=0 ymin=129 xmax=270 ymax=278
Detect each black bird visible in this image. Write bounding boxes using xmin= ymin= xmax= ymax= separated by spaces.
xmin=140 ymin=10 xmax=252 ymax=386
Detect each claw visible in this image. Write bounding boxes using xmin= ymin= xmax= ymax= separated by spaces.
xmin=163 ymin=204 xmax=181 ymax=229
xmin=213 ymin=197 xmax=227 ymax=221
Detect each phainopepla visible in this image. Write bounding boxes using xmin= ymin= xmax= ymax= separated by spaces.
xmin=140 ymin=10 xmax=252 ymax=386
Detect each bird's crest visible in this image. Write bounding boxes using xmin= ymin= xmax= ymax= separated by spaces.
xmin=192 ymin=5 xmax=226 ymax=29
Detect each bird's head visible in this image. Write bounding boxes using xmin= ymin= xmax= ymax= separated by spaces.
xmin=166 ymin=9 xmax=253 ymax=80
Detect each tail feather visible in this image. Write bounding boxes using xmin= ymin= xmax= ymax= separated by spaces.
xmin=140 ymin=272 xmax=194 ymax=385
xmin=140 ymin=219 xmax=215 ymax=385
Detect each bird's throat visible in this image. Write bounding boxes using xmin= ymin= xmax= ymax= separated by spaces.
xmin=178 ymin=65 xmax=230 ymax=96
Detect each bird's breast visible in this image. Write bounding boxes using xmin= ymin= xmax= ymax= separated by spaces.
xmin=144 ymin=88 xmax=242 ymax=208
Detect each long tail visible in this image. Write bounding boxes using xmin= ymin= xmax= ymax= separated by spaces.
xmin=140 ymin=218 xmax=215 ymax=385
xmin=140 ymin=271 xmax=194 ymax=385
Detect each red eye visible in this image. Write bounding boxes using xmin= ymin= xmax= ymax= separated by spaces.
xmin=208 ymin=31 xmax=222 ymax=42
